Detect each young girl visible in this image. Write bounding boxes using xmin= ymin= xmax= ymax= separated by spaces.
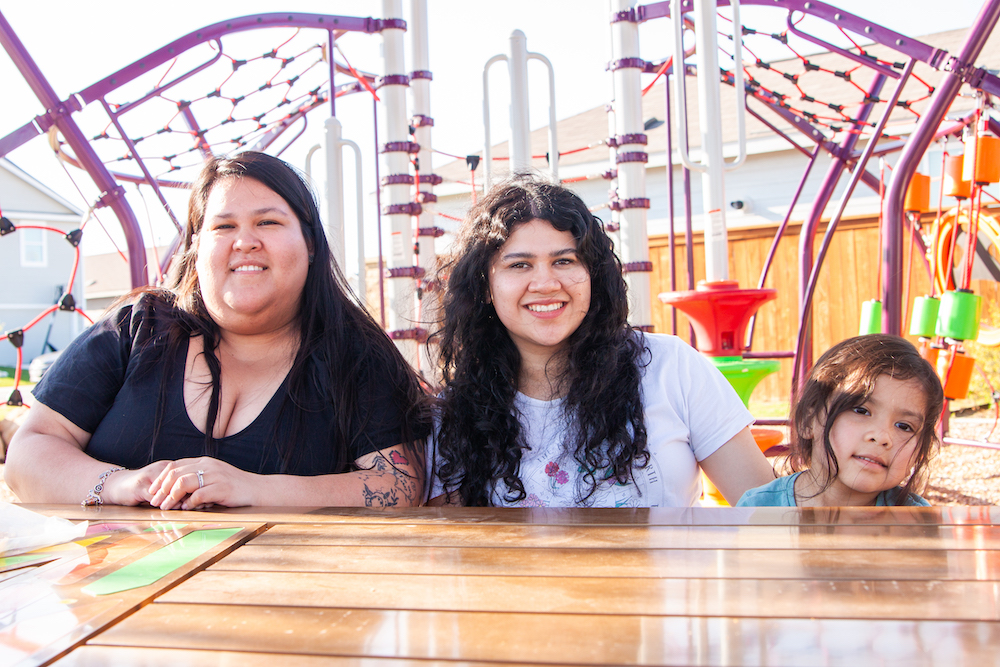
xmin=737 ymin=334 xmax=944 ymax=507
xmin=429 ymin=175 xmax=774 ymax=507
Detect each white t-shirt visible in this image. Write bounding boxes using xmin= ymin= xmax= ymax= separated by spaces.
xmin=430 ymin=333 xmax=753 ymax=507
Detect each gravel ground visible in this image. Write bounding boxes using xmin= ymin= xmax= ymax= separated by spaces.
xmin=1 ymin=414 xmax=998 ymax=506
xmin=924 ymin=414 xmax=1000 ymax=505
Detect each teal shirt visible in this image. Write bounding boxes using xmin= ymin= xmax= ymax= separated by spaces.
xmin=736 ymin=471 xmax=930 ymax=507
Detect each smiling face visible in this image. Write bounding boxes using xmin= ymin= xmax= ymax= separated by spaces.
xmin=195 ymin=176 xmax=310 ymax=336
xmin=807 ymin=374 xmax=927 ymax=505
xmin=487 ymin=218 xmax=591 ymax=363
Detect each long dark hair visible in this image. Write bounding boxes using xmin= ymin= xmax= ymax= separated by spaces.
xmin=791 ymin=334 xmax=944 ymax=504
xmin=432 ymin=174 xmax=649 ymax=506
xmin=139 ymin=151 xmax=429 ymax=475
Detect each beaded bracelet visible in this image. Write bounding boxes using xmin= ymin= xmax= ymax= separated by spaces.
xmin=82 ymin=467 xmax=125 ymax=507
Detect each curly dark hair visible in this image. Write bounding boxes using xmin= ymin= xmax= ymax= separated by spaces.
xmin=138 ymin=151 xmax=430 ymax=477
xmin=790 ymin=334 xmax=944 ymax=505
xmin=432 ymin=174 xmax=650 ymax=506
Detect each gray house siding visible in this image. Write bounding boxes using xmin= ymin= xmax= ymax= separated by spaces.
xmin=0 ymin=160 xmax=86 ymax=370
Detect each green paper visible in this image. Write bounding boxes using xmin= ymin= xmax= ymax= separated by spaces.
xmin=0 ymin=553 xmax=58 ymax=570
xmin=143 ymin=523 xmax=188 ymax=532
xmin=82 ymin=527 xmax=242 ymax=596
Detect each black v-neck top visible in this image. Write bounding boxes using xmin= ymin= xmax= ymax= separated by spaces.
xmin=33 ymin=295 xmax=423 ymax=474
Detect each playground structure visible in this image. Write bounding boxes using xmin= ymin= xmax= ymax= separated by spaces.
xmin=1 ymin=1 xmax=999 ymax=448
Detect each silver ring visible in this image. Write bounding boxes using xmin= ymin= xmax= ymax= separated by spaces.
xmin=196 ymin=470 xmax=205 ymax=489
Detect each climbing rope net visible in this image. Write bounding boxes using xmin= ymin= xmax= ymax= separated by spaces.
xmin=2 ymin=16 xmax=385 ymax=406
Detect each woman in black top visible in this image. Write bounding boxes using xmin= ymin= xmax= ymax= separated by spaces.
xmin=6 ymin=152 xmax=431 ymax=509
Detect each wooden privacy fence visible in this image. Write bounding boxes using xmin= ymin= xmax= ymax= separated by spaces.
xmin=648 ymin=214 xmax=997 ymax=404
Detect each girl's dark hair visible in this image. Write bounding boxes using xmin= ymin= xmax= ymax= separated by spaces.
xmin=790 ymin=333 xmax=944 ymax=505
xmin=139 ymin=151 xmax=429 ymax=476
xmin=432 ymin=174 xmax=649 ymax=506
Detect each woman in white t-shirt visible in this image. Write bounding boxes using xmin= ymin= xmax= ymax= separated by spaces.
xmin=429 ymin=175 xmax=774 ymax=507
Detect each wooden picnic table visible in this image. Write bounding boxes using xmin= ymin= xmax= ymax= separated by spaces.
xmin=5 ymin=504 xmax=1000 ymax=665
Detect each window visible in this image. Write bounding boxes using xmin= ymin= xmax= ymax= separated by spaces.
xmin=20 ymin=227 xmax=46 ymax=267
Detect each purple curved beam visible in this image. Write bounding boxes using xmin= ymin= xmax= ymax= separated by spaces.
xmin=74 ymin=14 xmax=390 ymax=106
xmin=0 ymin=11 xmax=147 ymax=287
xmin=1 ymin=11 xmax=398 ymax=289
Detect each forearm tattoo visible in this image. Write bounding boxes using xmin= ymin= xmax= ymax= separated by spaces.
xmin=358 ymin=442 xmax=424 ymax=508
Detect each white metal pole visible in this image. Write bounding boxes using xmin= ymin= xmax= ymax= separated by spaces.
xmin=528 ymin=51 xmax=559 ymax=182
xmin=694 ymin=0 xmax=729 ymax=282
xmin=508 ymin=29 xmax=532 ymax=174
xmin=324 ymin=116 xmax=347 ymax=271
xmin=409 ymin=0 xmax=436 ymax=375
xmin=483 ymin=54 xmax=507 ymax=189
xmin=409 ymin=0 xmax=435 ymax=281
xmin=606 ymin=28 xmax=620 ymax=234
xmin=381 ymin=0 xmax=417 ymax=364
xmin=339 ymin=138 xmax=366 ymax=303
xmin=610 ymin=0 xmax=651 ymax=329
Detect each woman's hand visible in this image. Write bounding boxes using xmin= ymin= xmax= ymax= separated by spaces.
xmin=99 ymin=462 xmax=171 ymax=506
xmin=142 ymin=441 xmax=427 ymax=510
xmin=147 ymin=457 xmax=257 ymax=510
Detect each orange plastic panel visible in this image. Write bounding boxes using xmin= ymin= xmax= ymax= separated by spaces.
xmin=904 ymin=173 xmax=931 ymax=213
xmin=918 ymin=339 xmax=942 ymax=368
xmin=751 ymin=427 xmax=784 ymax=453
xmin=939 ymin=348 xmax=976 ymax=400
xmin=943 ymin=154 xmax=972 ymax=198
xmin=963 ymin=135 xmax=1000 ymax=184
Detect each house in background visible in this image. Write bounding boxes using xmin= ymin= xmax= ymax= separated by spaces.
xmin=0 ymin=158 xmax=86 ymax=371
xmin=84 ymin=245 xmax=171 ymax=319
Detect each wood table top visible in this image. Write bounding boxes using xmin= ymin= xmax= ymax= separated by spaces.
xmin=4 ymin=505 xmax=997 ymax=666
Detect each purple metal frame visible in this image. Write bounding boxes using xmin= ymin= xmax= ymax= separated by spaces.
xmin=794 ymin=74 xmax=887 ymax=376
xmin=882 ymin=0 xmax=1000 ymax=333
xmin=795 ymin=62 xmax=916 ymax=390
xmin=0 ymin=11 xmax=146 ymax=287
xmin=0 ymin=11 xmax=393 ymax=289
xmin=641 ymin=0 xmax=1000 ymax=396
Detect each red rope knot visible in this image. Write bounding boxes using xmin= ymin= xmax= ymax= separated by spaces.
xmin=381 ymin=174 xmax=415 ymax=186
xmin=385 ymin=266 xmax=425 ymax=279
xmin=622 ymin=261 xmax=653 ymax=274
xmin=411 ymin=114 xmax=434 ymax=127
xmin=388 ymin=328 xmax=427 ymax=342
xmin=381 ymin=141 xmax=420 ymax=154
xmin=383 ymin=203 xmax=422 ymax=217
xmin=6 ymin=330 xmax=23 ymax=348
xmin=418 ymin=226 xmax=445 ymax=237
xmin=616 ymin=151 xmax=648 ymax=164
